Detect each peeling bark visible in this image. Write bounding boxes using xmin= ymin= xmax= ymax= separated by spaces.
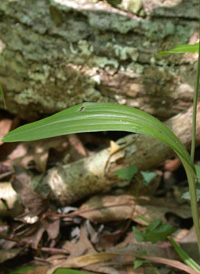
xmin=0 ymin=0 xmax=199 ymax=120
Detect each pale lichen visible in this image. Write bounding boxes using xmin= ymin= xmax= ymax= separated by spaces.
xmin=28 ymin=65 xmax=50 ymax=84
xmin=113 ymin=44 xmax=138 ymax=61
xmin=0 ymin=40 xmax=6 ymax=54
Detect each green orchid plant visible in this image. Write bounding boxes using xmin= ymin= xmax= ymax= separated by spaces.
xmin=2 ymin=42 xmax=200 ymax=271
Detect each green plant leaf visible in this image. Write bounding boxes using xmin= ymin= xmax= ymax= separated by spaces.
xmin=134 ymin=250 xmax=147 ymax=269
xmin=9 ymin=266 xmax=35 ymax=273
xmin=182 ymin=189 xmax=200 ymax=202
xmin=195 ymin=165 xmax=200 ymax=183
xmin=169 ymin=237 xmax=200 ymax=273
xmin=115 ymin=165 xmax=138 ymax=180
xmin=1 ymin=103 xmax=193 ymax=168
xmin=135 ymin=215 xmax=151 ymax=224
xmin=2 ymin=102 xmax=200 ymax=249
xmin=157 ymin=43 xmax=199 ymax=55
xmin=141 ymin=171 xmax=157 ymax=185
xmin=133 ymin=220 xmax=176 ymax=244
xmin=134 ymin=258 xmax=146 ymax=269
xmin=9 ymin=267 xmax=89 ymax=274
xmin=0 ymin=81 xmax=7 ymax=109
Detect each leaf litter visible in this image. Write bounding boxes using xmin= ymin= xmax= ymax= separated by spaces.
xmin=0 ymin=113 xmax=199 ymax=274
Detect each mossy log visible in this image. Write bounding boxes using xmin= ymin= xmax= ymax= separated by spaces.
xmin=0 ymin=0 xmax=199 ymax=120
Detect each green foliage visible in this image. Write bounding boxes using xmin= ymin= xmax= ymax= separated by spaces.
xmin=2 ymin=102 xmax=200 ymax=249
xmin=9 ymin=267 xmax=89 ymax=274
xmin=134 ymin=257 xmax=146 ymax=269
xmin=140 ymin=171 xmax=157 ymax=186
xmin=1 ymin=103 xmax=193 ymax=168
xmin=195 ymin=164 xmax=200 ymax=183
xmin=182 ymin=165 xmax=200 ymax=202
xmin=115 ymin=165 xmax=138 ymax=180
xmin=158 ymin=43 xmax=199 ymax=55
xmin=106 ymin=0 xmax=122 ymax=6
xmin=0 ymin=81 xmax=7 ymax=109
xmin=182 ymin=188 xmax=200 ymax=202
xmin=133 ymin=219 xmax=176 ymax=244
xmin=9 ymin=266 xmax=35 ymax=273
xmin=135 ymin=215 xmax=151 ymax=224
xmin=169 ymin=237 xmax=200 ymax=273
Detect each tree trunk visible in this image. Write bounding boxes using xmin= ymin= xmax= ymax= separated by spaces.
xmin=0 ymin=0 xmax=198 ymax=120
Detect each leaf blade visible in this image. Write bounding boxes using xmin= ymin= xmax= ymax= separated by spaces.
xmin=158 ymin=43 xmax=199 ymax=55
xmin=0 ymin=82 xmax=7 ymax=109
xmin=2 ymin=103 xmax=192 ymax=168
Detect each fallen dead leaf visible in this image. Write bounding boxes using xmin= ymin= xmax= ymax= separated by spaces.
xmin=46 ymin=250 xmax=199 ymax=274
xmin=0 ymin=247 xmax=23 ymax=263
xmin=11 ymin=167 xmax=60 ymax=249
xmin=0 ymin=118 xmax=12 ymax=145
xmin=62 ymin=226 xmax=95 ymax=257
xmin=46 ymin=252 xmax=120 ymax=274
xmin=164 ymin=157 xmax=181 ymax=172
xmin=78 ymin=194 xmax=193 ymax=224
xmin=24 ymin=266 xmax=49 ymax=274
xmin=68 ymin=134 xmax=88 ymax=158
xmin=4 ymin=136 xmax=69 ymax=172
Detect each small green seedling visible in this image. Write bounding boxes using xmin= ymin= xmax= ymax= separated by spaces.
xmin=115 ymin=165 xmax=138 ymax=180
xmin=134 ymin=250 xmax=147 ymax=270
xmin=133 ymin=219 xmax=176 ymax=244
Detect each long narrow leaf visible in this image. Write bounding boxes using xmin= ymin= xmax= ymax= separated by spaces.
xmin=0 ymin=81 xmax=7 ymax=109
xmin=1 ymin=103 xmax=192 ymax=167
xmin=158 ymin=43 xmax=199 ymax=55
xmin=2 ymin=102 xmax=200 ymax=250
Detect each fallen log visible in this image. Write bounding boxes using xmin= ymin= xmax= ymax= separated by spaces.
xmin=1 ymin=103 xmax=200 ymax=216
xmin=0 ymin=0 xmax=199 ymax=120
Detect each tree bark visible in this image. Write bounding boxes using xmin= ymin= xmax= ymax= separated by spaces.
xmin=0 ymin=0 xmax=199 ymax=120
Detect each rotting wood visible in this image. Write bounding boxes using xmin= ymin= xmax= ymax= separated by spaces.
xmin=0 ymin=0 xmax=199 ymax=120
xmin=1 ymin=103 xmax=200 ymax=216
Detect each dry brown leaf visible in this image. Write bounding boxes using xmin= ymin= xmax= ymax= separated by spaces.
xmin=0 ymin=248 xmax=23 ymax=263
xmin=5 ymin=136 xmax=69 ymax=172
xmin=12 ymin=168 xmax=60 ymax=248
xmin=164 ymin=158 xmax=181 ymax=172
xmin=46 ymin=252 xmax=120 ymax=274
xmin=136 ymin=254 xmax=199 ymax=274
xmin=78 ymin=194 xmax=192 ymax=224
xmin=24 ymin=266 xmax=49 ymax=274
xmin=68 ymin=134 xmax=88 ymax=157
xmin=47 ymin=251 xmax=198 ymax=274
xmin=62 ymin=226 xmax=95 ymax=257
xmin=0 ymin=118 xmax=12 ymax=145
xmin=12 ymin=167 xmax=45 ymax=215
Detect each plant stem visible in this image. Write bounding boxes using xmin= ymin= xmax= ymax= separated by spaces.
xmin=123 ymin=175 xmax=142 ymax=232
xmin=185 ymin=162 xmax=200 ymax=253
xmin=169 ymin=236 xmax=200 ymax=273
xmin=190 ymin=15 xmax=200 ymax=162
xmin=0 ymin=82 xmax=7 ymax=109
xmin=189 ymin=4 xmax=200 ymax=254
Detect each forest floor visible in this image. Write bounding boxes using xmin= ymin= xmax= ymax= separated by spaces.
xmin=0 ymin=108 xmax=199 ymax=274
